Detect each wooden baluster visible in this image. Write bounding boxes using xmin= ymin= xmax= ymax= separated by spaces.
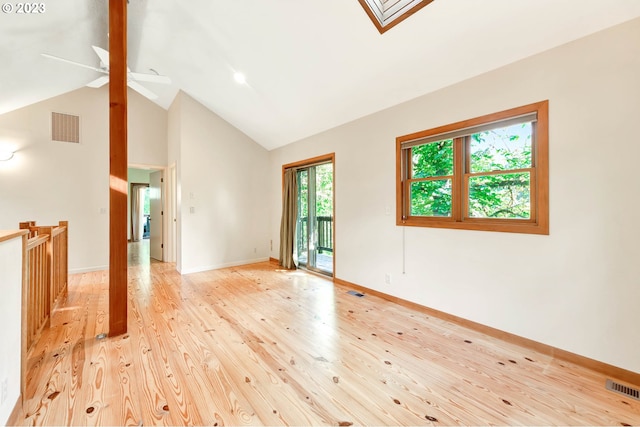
xmin=58 ymin=221 xmax=69 ymax=300
xmin=41 ymin=226 xmax=54 ymax=318
xmin=24 ymin=234 xmax=51 ymax=353
xmin=20 ymin=220 xmax=70 ymax=355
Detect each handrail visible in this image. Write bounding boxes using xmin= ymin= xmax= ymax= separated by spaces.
xmin=20 ymin=220 xmax=69 ymax=355
xmin=26 ymin=234 xmax=49 ymax=250
xmin=298 ymin=216 xmax=334 ymax=254
xmin=25 ymin=233 xmax=50 ymax=352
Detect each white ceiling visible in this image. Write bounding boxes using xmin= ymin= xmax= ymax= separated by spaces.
xmin=2 ymin=0 xmax=640 ymax=150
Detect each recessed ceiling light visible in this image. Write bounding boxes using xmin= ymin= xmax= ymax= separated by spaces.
xmin=233 ymin=72 xmax=246 ymax=85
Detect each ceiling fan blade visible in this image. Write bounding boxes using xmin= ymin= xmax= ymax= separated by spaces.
xmin=86 ymin=76 xmax=110 ymax=88
xmin=91 ymin=45 xmax=110 ymax=68
xmin=41 ymin=53 xmax=105 ymax=73
xmin=129 ymin=72 xmax=172 ymax=84
xmin=93 ymin=45 xmax=132 ymax=71
xmin=127 ymin=81 xmax=158 ymax=100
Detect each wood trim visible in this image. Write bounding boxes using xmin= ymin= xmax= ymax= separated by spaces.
xmin=357 ymin=0 xmax=435 ymax=34
xmin=0 ymin=229 xmax=28 ymax=243
xmin=25 ymin=234 xmax=49 ymax=250
xmin=108 ymin=0 xmax=128 ymax=337
xmin=534 ymin=100 xmax=550 ymax=234
xmin=396 ymin=141 xmax=402 ymax=222
xmin=281 ymin=153 xmax=336 ymax=278
xmin=396 ymin=100 xmax=549 ymax=235
xmin=281 ymin=152 xmax=336 ymax=194
xmin=333 ymin=276 xmax=640 ymax=386
xmin=398 ymin=101 xmax=547 ymax=144
xmin=282 ymin=153 xmax=335 ymax=175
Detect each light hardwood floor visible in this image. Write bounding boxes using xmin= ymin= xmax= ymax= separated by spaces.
xmin=10 ymin=241 xmax=640 ymax=426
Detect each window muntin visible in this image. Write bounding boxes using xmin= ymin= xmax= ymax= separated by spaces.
xmin=396 ymin=101 xmax=548 ymax=234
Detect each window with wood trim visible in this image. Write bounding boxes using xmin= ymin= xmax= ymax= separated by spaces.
xmin=396 ymin=100 xmax=549 ymax=234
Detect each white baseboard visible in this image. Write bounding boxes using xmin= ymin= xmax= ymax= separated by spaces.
xmin=69 ymin=265 xmax=108 ymax=274
xmin=69 ymin=257 xmax=270 ymax=276
xmin=180 ymin=257 xmax=270 ymax=275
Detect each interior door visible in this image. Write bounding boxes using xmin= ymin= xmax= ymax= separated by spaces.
xmin=149 ymin=170 xmax=163 ymax=261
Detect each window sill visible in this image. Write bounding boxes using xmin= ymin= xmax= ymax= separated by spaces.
xmin=397 ymin=217 xmax=549 ymax=235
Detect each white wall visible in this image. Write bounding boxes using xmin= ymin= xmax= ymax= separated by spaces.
xmin=0 ymin=87 xmax=168 ymax=272
xmin=269 ymin=18 xmax=640 ymax=373
xmin=0 ymin=234 xmax=24 ymax=425
xmin=128 ymin=92 xmax=168 ymax=167
xmin=173 ymin=92 xmax=270 ymax=274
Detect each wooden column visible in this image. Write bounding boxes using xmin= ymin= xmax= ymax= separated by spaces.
xmin=109 ymin=0 xmax=128 ymax=336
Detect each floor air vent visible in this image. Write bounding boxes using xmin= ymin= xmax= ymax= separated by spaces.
xmin=606 ymin=379 xmax=640 ymax=400
xmin=347 ymin=290 xmax=364 ymax=297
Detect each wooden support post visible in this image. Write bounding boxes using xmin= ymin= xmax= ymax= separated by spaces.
xmin=109 ymin=0 xmax=128 ymax=336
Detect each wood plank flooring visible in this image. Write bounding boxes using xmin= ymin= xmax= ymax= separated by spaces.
xmin=10 ymin=241 xmax=640 ymax=426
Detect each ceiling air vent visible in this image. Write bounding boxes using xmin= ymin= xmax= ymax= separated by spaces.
xmin=606 ymin=379 xmax=640 ymax=401
xmin=51 ymin=112 xmax=80 ymax=143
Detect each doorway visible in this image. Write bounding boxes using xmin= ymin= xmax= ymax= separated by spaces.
xmin=294 ymin=161 xmax=333 ymax=275
xmin=128 ymin=166 xmax=165 ymax=264
xmin=130 ymin=183 xmax=150 ymax=242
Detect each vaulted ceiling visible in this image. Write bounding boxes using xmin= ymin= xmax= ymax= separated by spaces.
xmin=2 ymin=0 xmax=640 ymax=150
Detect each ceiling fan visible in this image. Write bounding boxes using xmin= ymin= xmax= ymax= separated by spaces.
xmin=42 ymin=46 xmax=171 ymax=100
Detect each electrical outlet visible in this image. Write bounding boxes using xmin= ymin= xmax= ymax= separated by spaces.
xmin=0 ymin=377 xmax=7 ymax=405
xmin=384 ymin=274 xmax=391 ymax=285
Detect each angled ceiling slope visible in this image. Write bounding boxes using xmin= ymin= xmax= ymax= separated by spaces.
xmin=2 ymin=1 xmax=640 ymax=151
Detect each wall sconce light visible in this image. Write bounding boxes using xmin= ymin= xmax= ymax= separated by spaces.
xmin=0 ymin=151 xmax=14 ymax=161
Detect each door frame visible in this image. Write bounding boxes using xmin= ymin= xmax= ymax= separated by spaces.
xmin=129 ymin=163 xmax=170 ymax=262
xmin=282 ymin=153 xmax=335 ymax=277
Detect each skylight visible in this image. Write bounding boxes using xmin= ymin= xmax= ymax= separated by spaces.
xmin=358 ymin=0 xmax=434 ymax=33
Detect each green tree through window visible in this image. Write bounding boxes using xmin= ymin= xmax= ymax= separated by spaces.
xmin=396 ymin=101 xmax=549 ymax=234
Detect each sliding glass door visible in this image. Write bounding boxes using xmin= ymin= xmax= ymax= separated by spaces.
xmin=295 ymin=162 xmax=333 ymax=275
